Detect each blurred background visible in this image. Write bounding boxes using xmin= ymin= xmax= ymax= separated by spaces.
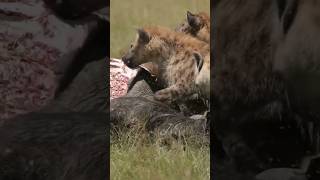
xmin=110 ymin=0 xmax=210 ymax=58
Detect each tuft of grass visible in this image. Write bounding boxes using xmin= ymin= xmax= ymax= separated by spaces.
xmin=111 ymin=129 xmax=210 ymax=180
xmin=110 ymin=0 xmax=210 ymax=58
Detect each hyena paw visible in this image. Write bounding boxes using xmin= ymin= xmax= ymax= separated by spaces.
xmin=154 ymin=90 xmax=172 ymax=102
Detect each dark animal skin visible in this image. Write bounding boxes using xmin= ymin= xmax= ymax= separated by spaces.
xmin=42 ymin=58 xmax=108 ymax=113
xmin=43 ymin=0 xmax=108 ymax=20
xmin=38 ymin=0 xmax=110 ymax=98
xmin=212 ymin=0 xmax=320 ymax=179
xmin=126 ymin=68 xmax=162 ymax=98
xmin=110 ymin=96 xmax=208 ymax=143
xmin=54 ymin=15 xmax=109 ymax=97
xmin=0 ymin=113 xmax=108 ymax=180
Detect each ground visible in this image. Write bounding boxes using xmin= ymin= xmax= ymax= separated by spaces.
xmin=110 ymin=0 xmax=210 ymax=179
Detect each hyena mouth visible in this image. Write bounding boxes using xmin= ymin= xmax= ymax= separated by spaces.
xmin=122 ymin=57 xmax=138 ymax=69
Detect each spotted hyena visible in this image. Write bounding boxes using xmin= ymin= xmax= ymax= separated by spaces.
xmin=176 ymin=11 xmax=210 ymax=43
xmin=122 ymin=26 xmax=210 ymax=102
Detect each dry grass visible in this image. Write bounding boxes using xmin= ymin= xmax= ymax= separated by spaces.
xmin=110 ymin=129 xmax=210 ymax=180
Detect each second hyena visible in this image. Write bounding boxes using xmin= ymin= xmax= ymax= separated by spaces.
xmin=122 ymin=26 xmax=209 ymax=102
xmin=176 ymin=11 xmax=210 ymax=43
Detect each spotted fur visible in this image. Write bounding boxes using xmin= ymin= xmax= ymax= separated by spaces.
xmin=122 ymin=26 xmax=210 ymax=102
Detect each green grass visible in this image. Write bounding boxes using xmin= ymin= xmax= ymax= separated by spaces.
xmin=110 ymin=0 xmax=210 ymax=58
xmin=110 ymin=1 xmax=210 ymax=179
xmin=110 ymin=130 xmax=210 ymax=180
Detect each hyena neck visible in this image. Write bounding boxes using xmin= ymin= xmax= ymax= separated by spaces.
xmin=155 ymin=58 xmax=169 ymax=73
xmin=151 ymin=46 xmax=175 ymax=64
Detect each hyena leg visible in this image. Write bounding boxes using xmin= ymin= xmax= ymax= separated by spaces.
xmin=155 ymin=52 xmax=199 ymax=102
xmin=154 ymin=83 xmax=192 ymax=102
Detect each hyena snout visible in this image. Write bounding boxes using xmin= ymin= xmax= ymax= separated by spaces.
xmin=122 ymin=54 xmax=137 ymax=69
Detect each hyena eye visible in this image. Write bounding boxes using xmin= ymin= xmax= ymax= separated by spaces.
xmin=130 ymin=44 xmax=133 ymax=48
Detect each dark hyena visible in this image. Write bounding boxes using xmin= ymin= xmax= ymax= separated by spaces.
xmin=211 ymin=0 xmax=320 ymax=179
xmin=271 ymin=1 xmax=320 ymax=177
xmin=272 ymin=0 xmax=320 ymax=115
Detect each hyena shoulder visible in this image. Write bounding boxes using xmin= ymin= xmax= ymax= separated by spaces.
xmin=154 ymin=44 xmax=206 ymax=102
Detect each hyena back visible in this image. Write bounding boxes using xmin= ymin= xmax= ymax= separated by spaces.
xmin=122 ymin=26 xmax=209 ymax=102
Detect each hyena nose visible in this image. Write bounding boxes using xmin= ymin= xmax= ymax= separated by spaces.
xmin=122 ymin=56 xmax=134 ymax=68
xmin=121 ymin=56 xmax=130 ymax=64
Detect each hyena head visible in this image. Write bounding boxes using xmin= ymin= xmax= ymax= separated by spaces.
xmin=176 ymin=11 xmax=210 ymax=42
xmin=272 ymin=0 xmax=320 ymax=73
xmin=272 ymin=0 xmax=320 ymax=111
xmin=195 ymin=54 xmax=210 ymax=99
xmin=122 ymin=29 xmax=164 ymax=69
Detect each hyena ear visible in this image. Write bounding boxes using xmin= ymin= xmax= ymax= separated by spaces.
xmin=275 ymin=0 xmax=298 ymax=34
xmin=137 ymin=29 xmax=151 ymax=44
xmin=193 ymin=52 xmax=203 ymax=72
xmin=187 ymin=11 xmax=201 ymax=29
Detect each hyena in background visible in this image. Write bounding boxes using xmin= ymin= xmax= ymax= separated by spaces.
xmin=122 ymin=26 xmax=210 ymax=103
xmin=176 ymin=11 xmax=211 ymax=100
xmin=176 ymin=11 xmax=211 ymax=99
xmin=176 ymin=11 xmax=210 ymax=43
